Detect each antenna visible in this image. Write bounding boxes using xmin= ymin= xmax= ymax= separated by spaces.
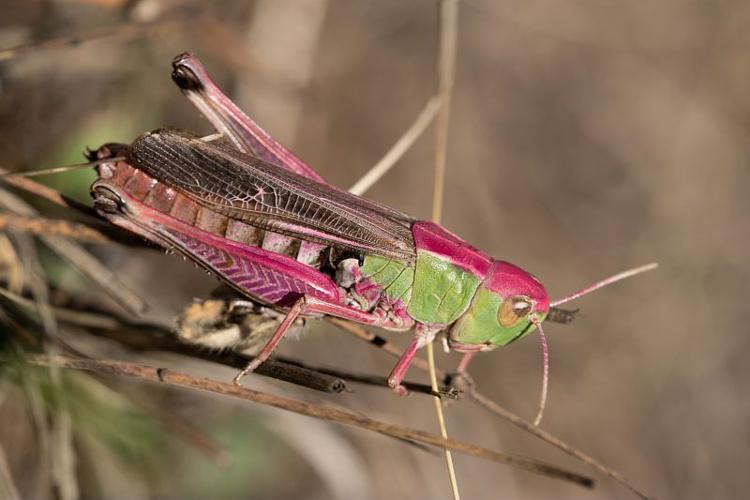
xmin=532 ymin=262 xmax=657 ymax=426
xmin=2 ymin=132 xmax=223 ymax=180
xmin=532 ymin=318 xmax=549 ymax=427
xmin=550 ymin=262 xmax=658 ymax=307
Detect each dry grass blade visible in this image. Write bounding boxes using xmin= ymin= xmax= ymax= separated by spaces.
xmin=23 ymin=355 xmax=595 ymax=489
xmin=432 ymin=0 xmax=459 ymax=225
xmin=0 ymin=286 xmax=347 ymax=394
xmin=37 ymin=237 xmax=147 ymax=316
xmin=11 ymin=220 xmax=59 ymax=341
xmin=20 ymin=374 xmax=53 ymax=498
xmin=330 ymin=319 xmax=653 ymax=499
xmin=467 ymin=392 xmax=652 ymax=500
xmin=348 ymin=96 xmax=441 ymax=196
xmin=1 ymin=288 xmax=447 ymax=398
xmin=430 ymin=1 xmax=461 ymax=498
xmin=9 ymin=217 xmax=80 ymax=498
xmin=0 ymin=214 xmax=112 ymax=244
xmin=97 ymin=378 xmax=231 ymax=466
xmin=0 ymin=167 xmax=113 ymax=243
xmin=0 ymin=182 xmax=147 ymax=315
xmin=0 ymin=235 xmax=24 ymax=294
xmin=0 ymin=170 xmax=82 ymax=213
xmin=0 ymin=443 xmax=21 ymax=500
xmin=1 ymin=167 xmax=157 ymax=247
xmin=0 ymin=21 xmax=181 ymax=63
xmin=50 ymin=410 xmax=79 ymax=500
xmin=0 ymin=158 xmax=125 ymax=179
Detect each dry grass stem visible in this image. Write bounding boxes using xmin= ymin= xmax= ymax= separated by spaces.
xmin=0 ymin=443 xmax=20 ymax=500
xmin=430 ymin=1 xmax=461 ymax=497
xmin=348 ymin=96 xmax=441 ymax=196
xmin=0 ymin=182 xmax=147 ymax=315
xmin=0 ymin=20 xmax=183 ymax=62
xmin=329 ymin=319 xmax=652 ymax=499
xmin=0 ymin=214 xmax=112 ymax=244
xmin=23 ymin=355 xmax=595 ymax=489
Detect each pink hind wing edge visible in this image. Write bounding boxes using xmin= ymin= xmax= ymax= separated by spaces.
xmin=169 ymin=227 xmax=397 ymax=325
xmin=168 ymin=229 xmax=333 ymax=306
xmin=172 ymin=227 xmax=407 ymax=326
xmin=173 ymin=53 xmax=326 ymax=183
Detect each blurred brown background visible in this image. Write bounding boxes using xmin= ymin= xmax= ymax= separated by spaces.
xmin=1 ymin=1 xmax=748 ymax=499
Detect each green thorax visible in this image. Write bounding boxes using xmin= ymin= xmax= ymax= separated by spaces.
xmin=360 ymin=255 xmax=415 ymax=305
xmin=361 ymin=251 xmax=482 ymax=326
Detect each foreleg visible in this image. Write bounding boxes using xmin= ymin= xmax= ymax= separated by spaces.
xmin=387 ymin=324 xmax=442 ymax=396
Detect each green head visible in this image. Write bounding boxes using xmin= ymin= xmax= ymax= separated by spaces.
xmin=449 ymin=261 xmax=550 ymax=352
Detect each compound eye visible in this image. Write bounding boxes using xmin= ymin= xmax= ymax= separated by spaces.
xmin=498 ymin=296 xmax=533 ymax=328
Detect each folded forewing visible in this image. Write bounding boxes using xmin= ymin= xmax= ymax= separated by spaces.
xmin=127 ymin=129 xmax=416 ymax=261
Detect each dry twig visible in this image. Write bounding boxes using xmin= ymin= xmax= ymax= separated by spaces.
xmin=0 ymin=164 xmax=649 ymax=496
xmin=0 ymin=181 xmax=147 ymax=315
xmin=348 ymin=96 xmax=441 ymax=196
xmin=0 ymin=214 xmax=112 ymax=244
xmin=429 ymin=1 xmax=461 ymax=497
xmin=328 ymin=318 xmax=652 ymax=500
xmin=0 ymin=286 xmax=347 ymax=395
xmin=23 ymin=355 xmax=595 ymax=489
xmin=0 ymin=21 xmax=182 ymax=62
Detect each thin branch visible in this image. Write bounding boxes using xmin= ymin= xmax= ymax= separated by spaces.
xmin=40 ymin=236 xmax=148 ymax=315
xmin=0 ymin=168 xmax=160 ymax=248
xmin=0 ymin=171 xmax=89 ymax=214
xmin=50 ymin=409 xmax=79 ymax=500
xmin=85 ymin=329 xmax=348 ymax=394
xmin=0 ymin=285 xmax=347 ymax=394
xmin=0 ymin=234 xmax=25 ymax=294
xmin=467 ymin=392 xmax=652 ymax=499
xmin=0 ymin=20 xmax=181 ymax=63
xmin=1 ymin=285 xmax=458 ymax=399
xmin=2 ymin=271 xmax=646 ymax=496
xmin=431 ymin=0 xmax=459 ymax=225
xmin=11 ymin=217 xmax=60 ymax=344
xmin=0 ymin=157 xmax=123 ymax=179
xmin=329 ymin=318 xmax=652 ymax=499
xmin=23 ymin=355 xmax=595 ymax=489
xmin=9 ymin=237 xmax=111 ymax=500
xmin=20 ymin=373 xmax=53 ymax=499
xmin=348 ymin=96 xmax=441 ymax=196
xmin=0 ymin=184 xmax=147 ymax=315
xmin=0 ymin=214 xmax=112 ymax=244
xmin=10 ymin=226 xmax=76 ymax=498
xmin=127 ymin=393 xmax=230 ymax=466
xmin=431 ymin=2 xmax=461 ymax=497
xmin=0 ymin=443 xmax=20 ymax=500
xmin=294 ymin=364 xmax=458 ymax=399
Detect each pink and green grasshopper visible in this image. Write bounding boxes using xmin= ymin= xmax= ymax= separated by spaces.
xmin=89 ymin=53 xmax=656 ymax=400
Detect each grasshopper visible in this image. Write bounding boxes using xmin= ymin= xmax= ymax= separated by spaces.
xmin=89 ymin=53 xmax=655 ymax=403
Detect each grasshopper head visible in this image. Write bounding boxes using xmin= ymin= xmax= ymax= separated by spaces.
xmin=449 ymin=261 xmax=549 ymax=352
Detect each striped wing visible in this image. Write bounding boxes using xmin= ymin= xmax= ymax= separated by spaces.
xmin=127 ymin=129 xmax=416 ymax=261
